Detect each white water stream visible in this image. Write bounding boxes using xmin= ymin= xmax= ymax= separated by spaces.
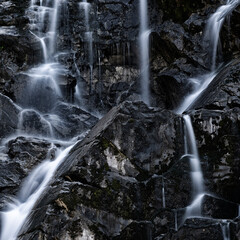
xmin=139 ymin=0 xmax=150 ymax=105
xmin=183 ymin=115 xmax=204 ymax=218
xmin=204 ymin=0 xmax=240 ymax=70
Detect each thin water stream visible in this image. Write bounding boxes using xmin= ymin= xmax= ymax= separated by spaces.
xmin=139 ymin=0 xmax=150 ymax=105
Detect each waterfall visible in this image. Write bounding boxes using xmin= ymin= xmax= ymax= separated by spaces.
xmin=204 ymin=0 xmax=240 ymax=70
xmin=0 ymin=144 xmax=75 ymax=240
xmin=176 ymin=0 xmax=239 ymax=115
xmin=221 ymin=220 xmax=231 ymax=240
xmin=139 ymin=0 xmax=150 ymax=105
xmin=183 ymin=115 xmax=205 ymax=218
xmin=79 ymin=0 xmax=94 ymax=95
xmin=49 ymin=0 xmax=60 ymax=58
xmin=0 ymin=1 xmax=80 ymax=238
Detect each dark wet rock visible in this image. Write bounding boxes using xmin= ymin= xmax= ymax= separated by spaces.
xmin=155 ymin=0 xmax=206 ymax=24
xmin=0 ymin=93 xmax=20 ymax=140
xmin=113 ymin=221 xmax=153 ymax=240
xmin=219 ymin=5 xmax=240 ymax=62
xmin=7 ymin=136 xmax=53 ymax=169
xmin=51 ymin=102 xmax=99 ymax=139
xmin=162 ymin=218 xmax=225 ymax=240
xmin=201 ymin=194 xmax=239 ymax=220
xmin=152 ymin=70 xmax=190 ymax=110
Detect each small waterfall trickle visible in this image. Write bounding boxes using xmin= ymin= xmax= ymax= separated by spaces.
xmin=98 ymin=50 xmax=103 ymax=102
xmin=204 ymin=0 xmax=240 ymax=70
xmin=162 ymin=177 xmax=166 ymax=208
xmin=183 ymin=115 xmax=205 ymax=218
xmin=139 ymin=0 xmax=150 ymax=105
xmin=174 ymin=210 xmax=178 ymax=231
xmin=176 ymin=72 xmax=216 ymax=114
xmin=221 ymin=220 xmax=231 ymax=240
xmin=49 ymin=0 xmax=60 ymax=58
xmin=79 ymin=0 xmax=94 ymax=95
xmin=73 ymin=52 xmax=82 ymax=104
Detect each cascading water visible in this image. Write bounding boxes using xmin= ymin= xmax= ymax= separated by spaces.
xmin=25 ymin=0 xmax=69 ymax=113
xmin=176 ymin=0 xmax=240 ymax=231
xmin=177 ymin=0 xmax=239 ymax=115
xmin=0 ymin=145 xmax=74 ymax=240
xmin=79 ymin=0 xmax=94 ymax=95
xmin=204 ymin=0 xmax=240 ymax=70
xmin=139 ymin=0 xmax=150 ymax=105
xmin=0 ymin=0 xmax=89 ymax=239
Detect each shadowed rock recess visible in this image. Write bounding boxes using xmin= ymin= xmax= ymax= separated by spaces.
xmin=0 ymin=0 xmax=240 ymax=239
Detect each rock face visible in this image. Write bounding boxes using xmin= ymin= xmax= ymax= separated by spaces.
xmin=0 ymin=0 xmax=240 ymax=239
xmin=17 ymin=101 xmax=185 ymax=239
xmin=0 ymin=136 xmax=54 ymax=209
xmin=0 ymin=93 xmax=20 ymax=140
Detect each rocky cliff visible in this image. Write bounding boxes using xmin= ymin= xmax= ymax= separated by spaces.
xmin=0 ymin=0 xmax=240 ymax=239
